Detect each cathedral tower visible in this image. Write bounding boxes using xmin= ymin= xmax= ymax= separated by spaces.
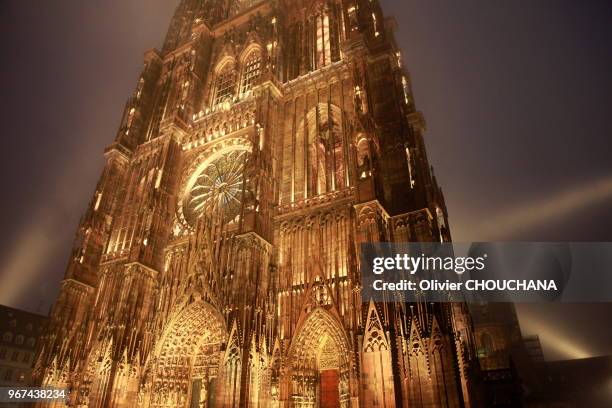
xmin=36 ymin=1 xmax=481 ymax=407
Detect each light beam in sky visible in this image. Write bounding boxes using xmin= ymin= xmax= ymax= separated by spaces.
xmin=464 ymin=175 xmax=612 ymax=241
xmin=0 ymin=208 xmax=66 ymax=307
xmin=0 ymin=136 xmax=101 ymax=311
xmin=517 ymin=308 xmax=592 ymax=360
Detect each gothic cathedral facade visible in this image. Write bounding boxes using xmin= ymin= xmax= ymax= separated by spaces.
xmin=36 ymin=0 xmax=481 ymax=407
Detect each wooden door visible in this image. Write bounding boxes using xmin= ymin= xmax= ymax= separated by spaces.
xmin=320 ymin=369 xmax=340 ymax=408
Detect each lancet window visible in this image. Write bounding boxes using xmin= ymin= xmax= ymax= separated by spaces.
xmin=240 ymin=51 xmax=262 ymax=95
xmin=214 ymin=63 xmax=237 ymax=105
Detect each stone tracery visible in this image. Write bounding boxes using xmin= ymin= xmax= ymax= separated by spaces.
xmin=183 ymin=148 xmax=248 ymax=224
xmin=148 ymin=301 xmax=226 ymax=408
xmin=288 ymin=308 xmax=351 ymax=408
xmin=37 ymin=1 xmax=480 ymax=407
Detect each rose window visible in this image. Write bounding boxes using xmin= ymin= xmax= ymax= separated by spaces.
xmin=183 ymin=149 xmax=248 ymax=225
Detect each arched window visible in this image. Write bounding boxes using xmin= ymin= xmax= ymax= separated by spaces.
xmin=315 ymin=11 xmax=332 ymax=68
xmin=240 ymin=51 xmax=262 ymax=95
xmin=213 ymin=63 xmax=237 ymax=106
xmin=356 ymin=138 xmax=371 ymax=180
xmin=2 ymin=332 xmax=12 ymax=343
xmin=15 ymin=335 xmax=24 ymax=345
xmin=307 ymin=1 xmax=341 ymax=72
xmin=304 ymin=104 xmax=345 ymax=195
xmin=436 ymin=207 xmax=447 ymax=242
xmin=401 ymin=76 xmax=411 ymax=106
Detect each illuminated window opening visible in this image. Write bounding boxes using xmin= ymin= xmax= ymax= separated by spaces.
xmin=405 ymin=147 xmax=415 ymax=188
xmin=240 ymin=52 xmax=262 ymax=95
xmin=316 ymin=13 xmax=332 ymax=68
xmin=347 ymin=5 xmax=358 ymax=31
xmin=436 ymin=207 xmax=446 ymax=242
xmin=372 ymin=13 xmax=379 ymax=37
xmin=402 ymin=76 xmax=411 ymax=106
xmin=214 ymin=64 xmax=237 ymax=106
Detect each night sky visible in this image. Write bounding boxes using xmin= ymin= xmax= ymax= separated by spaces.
xmin=0 ymin=0 xmax=611 ymax=361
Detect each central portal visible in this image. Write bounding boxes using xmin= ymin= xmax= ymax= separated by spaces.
xmin=147 ymin=300 xmax=226 ymax=408
xmin=288 ymin=308 xmax=351 ymax=408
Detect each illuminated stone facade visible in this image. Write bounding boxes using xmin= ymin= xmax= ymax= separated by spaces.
xmin=36 ymin=0 xmax=481 ymax=406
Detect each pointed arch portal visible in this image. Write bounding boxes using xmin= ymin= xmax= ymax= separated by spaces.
xmin=288 ymin=308 xmax=351 ymax=408
xmin=148 ymin=300 xmax=226 ymax=408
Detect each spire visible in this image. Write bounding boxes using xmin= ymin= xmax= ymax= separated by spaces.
xmin=162 ymin=0 xmax=200 ymax=53
xmin=162 ymin=0 xmax=257 ymax=53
